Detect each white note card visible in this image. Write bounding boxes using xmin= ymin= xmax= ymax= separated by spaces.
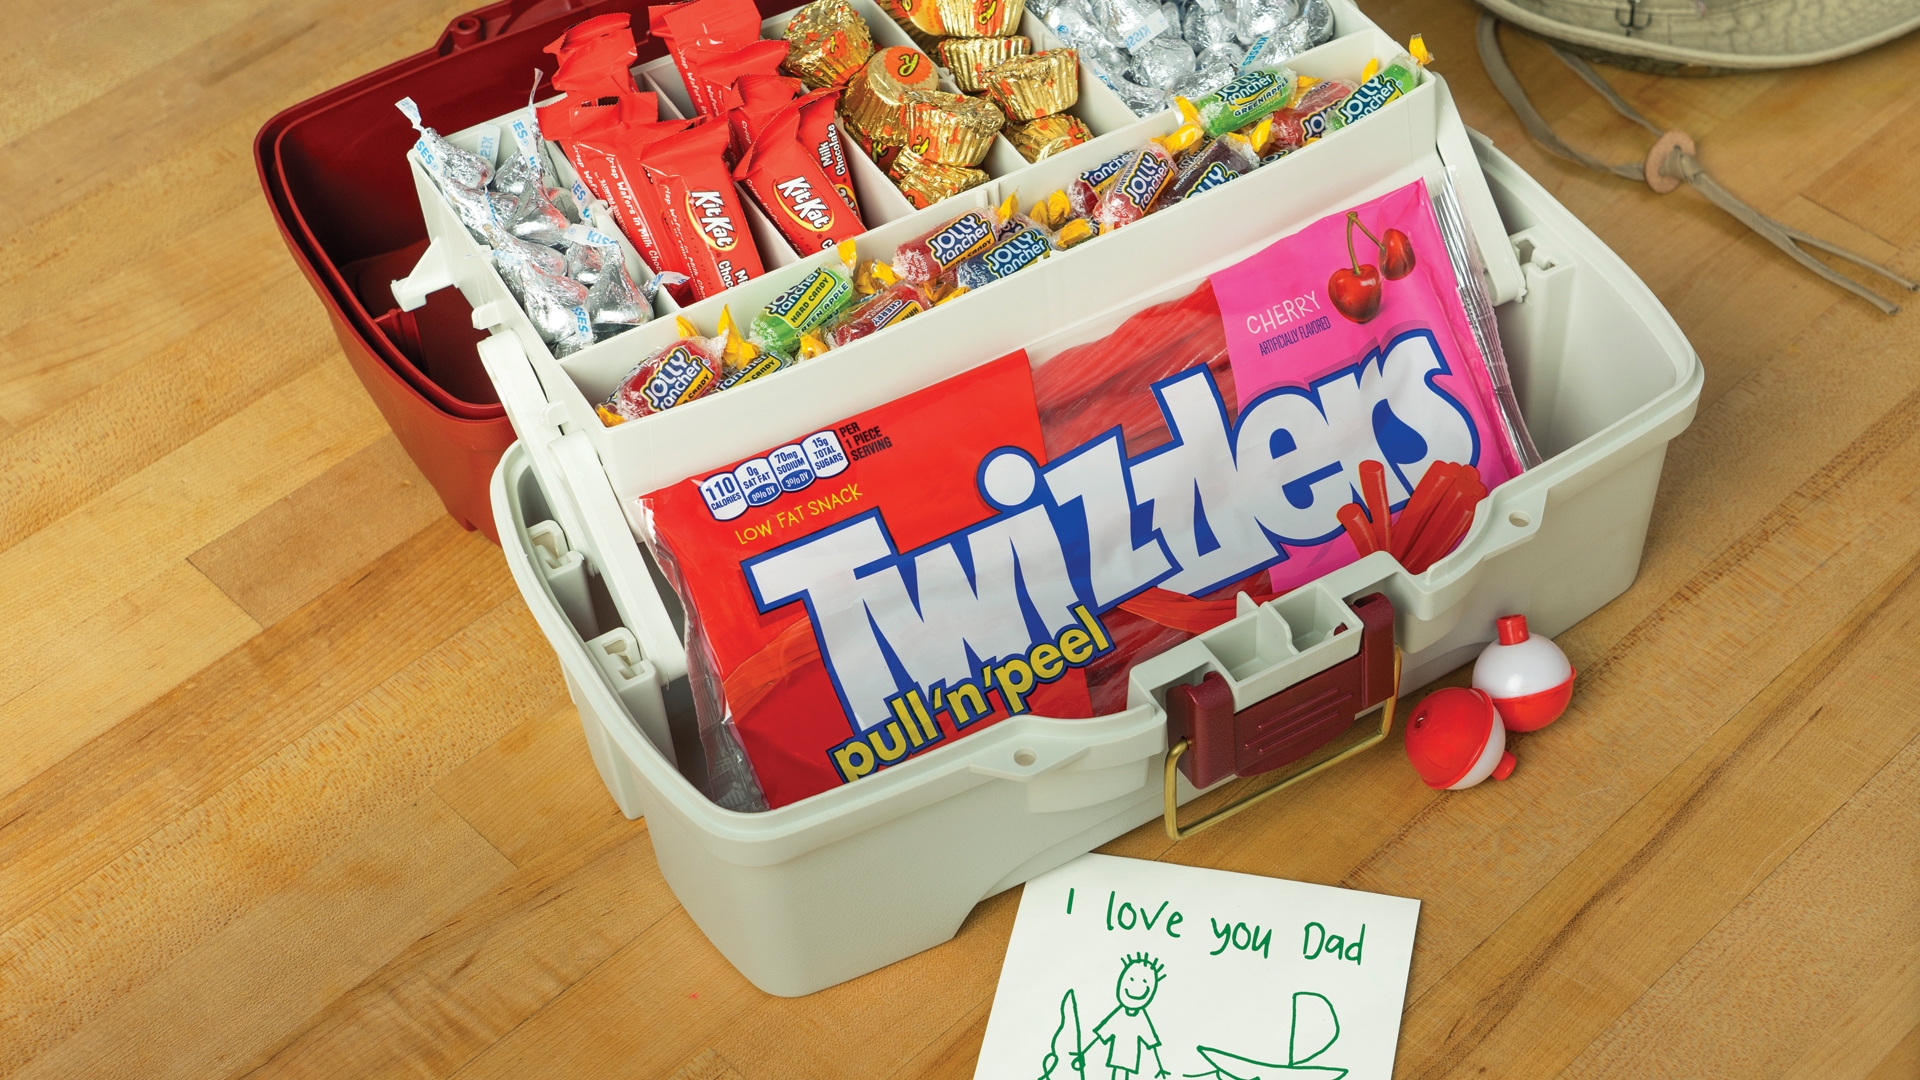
xmin=974 ymin=854 xmax=1420 ymax=1080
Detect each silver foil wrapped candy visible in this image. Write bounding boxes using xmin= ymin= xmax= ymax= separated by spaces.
xmin=503 ymin=179 xmax=570 ymax=247
xmin=1233 ymin=0 xmax=1300 ymax=45
xmin=1129 ymin=34 xmax=1195 ymax=87
xmin=396 ymin=97 xmax=493 ymax=190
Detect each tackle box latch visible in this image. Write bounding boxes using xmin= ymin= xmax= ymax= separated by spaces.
xmin=1162 ymin=593 xmax=1400 ymax=840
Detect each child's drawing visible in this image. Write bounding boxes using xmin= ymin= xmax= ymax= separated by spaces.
xmin=1038 ymin=958 xmax=1345 ymax=1080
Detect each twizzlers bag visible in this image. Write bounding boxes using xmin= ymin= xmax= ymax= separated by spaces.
xmin=642 ymin=355 xmax=1094 ymax=809
xmin=1207 ymin=178 xmax=1525 ymax=594
xmin=644 ymin=178 xmax=1529 ymax=809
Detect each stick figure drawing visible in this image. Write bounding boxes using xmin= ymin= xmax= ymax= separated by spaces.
xmin=1035 ymin=967 xmax=1347 ymax=1080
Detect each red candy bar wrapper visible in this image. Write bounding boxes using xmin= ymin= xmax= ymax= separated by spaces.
xmin=891 ymin=208 xmax=996 ymax=282
xmin=796 ymin=89 xmax=861 ymax=218
xmin=685 ymin=38 xmax=794 ymax=154
xmin=647 ymin=120 xmax=765 ymax=297
xmin=545 ymin=13 xmax=643 ymax=99
xmin=652 ymin=0 xmax=767 ymax=119
xmin=723 ymin=72 xmax=806 ymax=160
xmin=550 ymin=100 xmax=693 ymax=288
xmin=734 ymin=101 xmax=867 ymax=254
xmin=602 ymin=333 xmax=726 ymax=422
xmin=639 ymin=353 xmax=1092 ymax=809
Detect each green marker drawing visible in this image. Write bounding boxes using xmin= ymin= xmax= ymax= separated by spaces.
xmin=1071 ymin=953 xmax=1170 ymax=1080
xmin=1068 ymin=888 xmax=1075 ymax=915
xmin=1186 ymin=993 xmax=1346 ymax=1080
xmin=1039 ymin=988 xmax=1085 ymax=1080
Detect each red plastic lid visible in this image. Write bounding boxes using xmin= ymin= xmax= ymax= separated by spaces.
xmin=1496 ymin=614 xmax=1530 ymax=646
xmin=1404 ymin=687 xmax=1499 ymax=789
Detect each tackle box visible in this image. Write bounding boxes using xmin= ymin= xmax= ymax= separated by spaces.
xmin=483 ymin=139 xmax=1698 ymax=994
xmin=262 ymin=0 xmax=1699 ymax=997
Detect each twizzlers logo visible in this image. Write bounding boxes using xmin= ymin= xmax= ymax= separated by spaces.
xmin=742 ymin=330 xmax=1483 ymax=781
xmin=686 ymin=190 xmax=738 ymax=250
xmin=774 ymin=175 xmax=835 ymax=232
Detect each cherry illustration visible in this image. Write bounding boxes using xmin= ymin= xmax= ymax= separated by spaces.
xmin=1350 ymin=213 xmax=1416 ymax=280
xmin=1329 ymin=212 xmax=1383 ymax=322
xmin=1379 ymin=228 xmax=1416 ymax=279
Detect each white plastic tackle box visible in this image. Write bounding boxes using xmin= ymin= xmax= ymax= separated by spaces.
xmin=384 ymin=0 xmax=1700 ymax=998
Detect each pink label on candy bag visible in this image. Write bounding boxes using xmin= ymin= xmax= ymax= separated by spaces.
xmin=1210 ymin=179 xmax=1522 ymax=593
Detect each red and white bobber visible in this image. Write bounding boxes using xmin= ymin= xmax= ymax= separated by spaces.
xmin=1405 ymin=687 xmax=1515 ymax=790
xmin=1471 ymin=614 xmax=1575 ymax=732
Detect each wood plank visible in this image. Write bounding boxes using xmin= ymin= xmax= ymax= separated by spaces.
xmin=0 ymin=287 xmax=353 ymax=557
xmin=1559 ymin=733 xmax=1920 ymax=1079
xmin=433 ymin=701 xmax=632 ymax=867
xmin=0 ymin=0 xmax=481 ymax=238
xmin=1778 ymin=938 xmax=1920 ymax=1080
xmin=0 ymin=596 xmax=566 ymax=1076
xmin=1864 ymin=1020 xmax=1920 ymax=1080
xmin=0 ymin=200 xmax=315 ymax=432
xmin=241 ymin=823 xmax=669 ymax=1080
xmin=0 ymin=561 xmax=260 ymax=798
xmin=189 ymin=434 xmax=448 ymax=627
xmin=0 ymin=517 xmax=516 ymax=935
xmin=10 ymin=792 xmax=514 ymax=1080
xmin=1390 ymin=539 xmax=1920 ymax=1079
xmin=0 ymin=355 xmax=383 ymax=703
xmin=453 ymin=887 xmax=1024 ymax=1080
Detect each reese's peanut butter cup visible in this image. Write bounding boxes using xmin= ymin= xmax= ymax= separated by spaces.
xmin=904 ymin=90 xmax=1004 ymax=167
xmin=894 ymin=158 xmax=990 ymax=208
xmin=1005 ymin=112 xmax=1093 ymax=161
xmin=930 ymin=0 xmax=1026 ymax=38
xmin=873 ymin=0 xmax=943 ymax=48
xmin=935 ymin=36 xmax=1032 ymax=93
xmin=783 ymin=0 xmax=874 ymax=89
xmin=981 ymin=49 xmax=1080 ymax=121
xmin=841 ymin=47 xmax=940 ymax=142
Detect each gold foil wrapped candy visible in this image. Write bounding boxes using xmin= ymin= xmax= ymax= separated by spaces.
xmin=874 ymin=0 xmax=943 ymax=48
xmin=894 ymin=158 xmax=991 ymax=208
xmin=904 ymin=90 xmax=1004 ymax=166
xmin=1005 ymin=113 xmax=1094 ymax=161
xmin=981 ymin=49 xmax=1080 ymax=121
xmin=920 ymin=0 xmax=1027 ymax=37
xmin=783 ymin=0 xmax=875 ymax=89
xmin=841 ymin=46 xmax=941 ymax=142
xmin=935 ymin=36 xmax=1033 ymax=92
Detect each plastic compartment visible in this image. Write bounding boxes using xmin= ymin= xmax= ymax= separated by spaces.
xmin=407 ymin=25 xmax=1521 ymax=516
xmin=256 ymin=0 xmax=824 ymax=541
xmin=486 ymin=135 xmax=1701 ymax=995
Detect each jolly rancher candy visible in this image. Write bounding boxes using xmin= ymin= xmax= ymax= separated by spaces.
xmin=598 ymin=318 xmax=727 ymax=424
xmin=748 ymin=241 xmax=861 ymax=358
xmin=1090 ymin=141 xmax=1177 ymax=229
xmin=890 ymin=208 xmax=997 ymax=281
xmin=1174 ymin=63 xmax=1296 ymax=138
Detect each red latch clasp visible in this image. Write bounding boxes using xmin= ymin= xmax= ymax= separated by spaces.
xmin=1162 ymin=593 xmax=1399 ymax=839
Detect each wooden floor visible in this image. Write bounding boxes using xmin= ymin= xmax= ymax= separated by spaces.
xmin=5 ymin=0 xmax=1920 ymax=1075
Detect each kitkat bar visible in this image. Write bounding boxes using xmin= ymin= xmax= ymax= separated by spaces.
xmin=544 ymin=13 xmax=643 ymax=99
xmin=651 ymin=0 xmax=768 ymax=119
xmin=724 ymin=72 xmax=806 ymax=159
xmin=648 ymin=120 xmax=765 ymax=298
xmin=559 ymin=104 xmax=696 ymax=291
xmin=734 ymin=101 xmax=865 ymax=254
xmin=795 ymin=89 xmax=860 ymax=217
xmin=683 ymin=37 xmax=794 ymax=145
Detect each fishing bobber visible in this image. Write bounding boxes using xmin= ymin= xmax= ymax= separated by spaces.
xmin=1404 ymin=687 xmax=1515 ymax=790
xmin=1471 ymin=614 xmax=1575 ymax=733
